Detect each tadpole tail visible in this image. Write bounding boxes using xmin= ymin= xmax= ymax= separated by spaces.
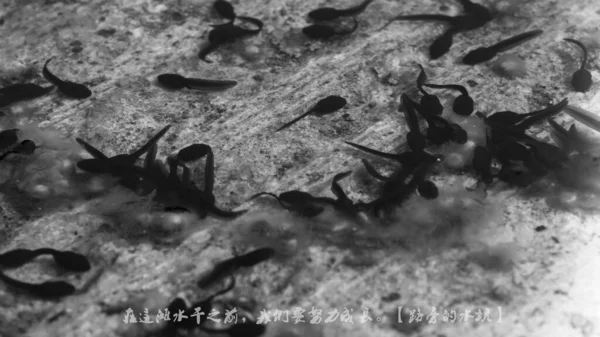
xmin=0 ymin=151 xmax=12 ymax=162
xmin=345 ymin=141 xmax=399 ymax=161
xmin=276 ymin=109 xmax=315 ymax=131
xmin=204 ymin=151 xmax=215 ymax=196
xmin=129 ymin=125 xmax=172 ymax=161
xmin=0 ymin=249 xmax=38 ymax=267
xmin=0 ymin=270 xmax=37 ymax=292
xmin=416 ymin=64 xmax=428 ymax=94
xmin=331 ymin=171 xmax=352 ymax=201
xmin=564 ymin=38 xmax=588 ymax=70
xmin=381 ymin=14 xmax=455 ymax=30
xmin=144 ymin=143 xmax=157 ymax=171
xmin=236 ymin=247 xmax=276 ymax=267
xmin=42 ymin=57 xmax=63 ymax=86
xmin=206 ymin=276 xmax=236 ymax=301
xmin=184 ymin=78 xmax=238 ymax=91
xmin=423 ymin=83 xmax=469 ymax=96
xmin=40 ymin=85 xmax=56 ymax=96
xmin=75 ymin=138 xmax=110 ymax=160
xmin=492 ymin=29 xmax=544 ymax=53
xmin=400 ymin=94 xmax=422 ymax=132
xmin=198 ymin=42 xmax=220 ymax=63
xmin=361 ymin=159 xmax=395 ymax=182
xmin=338 ymin=0 xmax=374 ymax=17
xmin=516 ymin=98 xmax=568 ymax=129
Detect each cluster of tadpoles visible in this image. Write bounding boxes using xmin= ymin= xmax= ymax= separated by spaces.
xmin=160 ymin=247 xmax=275 ymax=337
xmin=0 ymin=58 xmax=91 ymax=107
xmin=257 ymin=65 xmax=473 ymax=219
xmin=253 ymin=64 xmax=476 ymax=219
xmin=383 ymin=0 xmax=494 ymax=59
xmin=199 ymin=0 xmax=264 ymax=62
xmin=472 ymin=98 xmax=570 ymax=186
xmin=256 ymin=62 xmax=582 ymax=220
xmin=382 ymin=1 xmax=594 ymax=93
xmin=250 ymin=170 xmax=362 ymax=221
xmin=462 ymin=32 xmax=593 ymax=92
xmin=75 ymin=125 xmax=245 ymax=219
xmin=344 ymin=65 xmax=474 ymax=216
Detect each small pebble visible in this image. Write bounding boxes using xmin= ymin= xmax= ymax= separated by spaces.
xmin=31 ymin=184 xmax=50 ymax=199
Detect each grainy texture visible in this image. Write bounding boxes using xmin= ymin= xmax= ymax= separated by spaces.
xmin=1 ymin=0 xmax=600 ymax=337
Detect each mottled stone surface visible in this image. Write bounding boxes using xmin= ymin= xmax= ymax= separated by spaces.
xmin=1 ymin=0 xmax=600 ymax=336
